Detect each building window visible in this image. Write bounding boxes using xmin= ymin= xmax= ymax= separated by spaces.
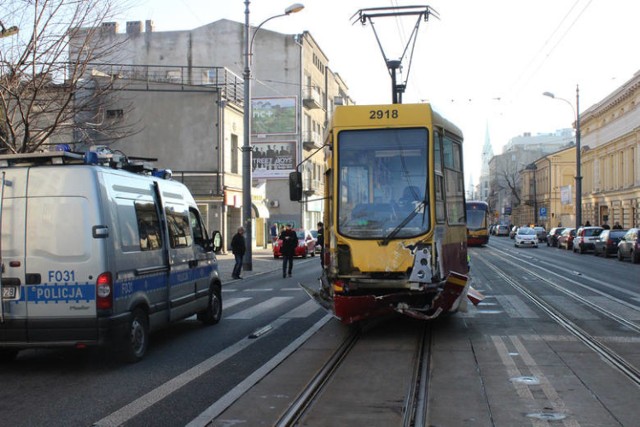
xmin=231 ymin=134 xmax=238 ymax=174
xmin=106 ymin=109 xmax=124 ymax=119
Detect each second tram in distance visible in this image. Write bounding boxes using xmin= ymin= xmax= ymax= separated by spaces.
xmin=466 ymin=201 xmax=490 ymax=246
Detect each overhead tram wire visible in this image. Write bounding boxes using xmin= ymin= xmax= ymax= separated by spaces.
xmin=501 ymin=0 xmax=593 ymax=103
xmin=351 ymin=6 xmax=439 ymax=104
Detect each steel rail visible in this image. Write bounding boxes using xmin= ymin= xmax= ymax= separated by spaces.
xmin=486 ymin=246 xmax=640 ymax=335
xmin=275 ymin=327 xmax=361 ymax=427
xmin=402 ymin=323 xmax=431 ymax=427
xmin=475 ymin=252 xmax=640 ymax=388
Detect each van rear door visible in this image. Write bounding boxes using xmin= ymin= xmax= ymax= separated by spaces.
xmin=23 ymin=167 xmax=105 ymax=342
xmin=0 ymin=169 xmax=28 ymax=342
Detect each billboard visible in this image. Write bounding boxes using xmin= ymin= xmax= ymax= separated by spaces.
xmin=252 ymin=97 xmax=297 ymax=135
xmin=253 ymin=141 xmax=296 ymax=179
xmin=560 ymin=185 xmax=572 ymax=205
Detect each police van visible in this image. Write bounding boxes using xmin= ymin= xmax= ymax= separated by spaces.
xmin=0 ymin=150 xmax=223 ymax=362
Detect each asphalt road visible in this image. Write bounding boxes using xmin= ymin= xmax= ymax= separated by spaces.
xmin=2 ymin=240 xmax=640 ymax=426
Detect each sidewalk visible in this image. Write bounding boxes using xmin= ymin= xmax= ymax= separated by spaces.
xmin=215 ymin=247 xmax=283 ymax=281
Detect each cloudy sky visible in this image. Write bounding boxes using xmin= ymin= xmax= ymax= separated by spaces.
xmin=122 ymin=0 xmax=640 ymax=186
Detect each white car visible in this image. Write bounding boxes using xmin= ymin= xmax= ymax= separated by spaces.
xmin=515 ymin=227 xmax=539 ymax=248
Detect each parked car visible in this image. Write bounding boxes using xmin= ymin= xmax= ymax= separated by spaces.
xmin=533 ymin=226 xmax=547 ymax=242
xmin=617 ymin=228 xmax=640 ymax=263
xmin=273 ymin=228 xmax=317 ymax=258
xmin=495 ymin=225 xmax=510 ymax=236
xmin=310 ymin=229 xmax=322 ymax=253
xmin=515 ymin=227 xmax=538 ymax=248
xmin=547 ymin=227 xmax=565 ymax=247
xmin=557 ymin=227 xmax=576 ymax=250
xmin=593 ymin=229 xmax=628 ymax=258
xmin=573 ymin=226 xmax=603 ymax=254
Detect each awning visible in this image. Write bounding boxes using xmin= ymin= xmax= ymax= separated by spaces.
xmin=252 ymin=202 xmax=270 ymax=219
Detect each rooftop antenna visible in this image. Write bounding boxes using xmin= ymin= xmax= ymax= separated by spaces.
xmin=351 ymin=5 xmax=438 ymax=104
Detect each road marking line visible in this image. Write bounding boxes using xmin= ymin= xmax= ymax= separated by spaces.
xmin=92 ymin=303 xmax=319 ymax=427
xmin=187 ymin=315 xmax=332 ymax=427
xmin=226 ymin=297 xmax=292 ymax=320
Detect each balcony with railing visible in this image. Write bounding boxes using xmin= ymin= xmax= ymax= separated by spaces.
xmin=84 ymin=63 xmax=244 ymax=106
xmin=302 ymin=130 xmax=323 ymax=150
xmin=303 ymin=177 xmax=321 ymax=195
xmin=303 ymin=86 xmax=322 ymax=110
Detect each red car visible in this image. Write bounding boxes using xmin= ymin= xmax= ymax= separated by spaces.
xmin=273 ymin=229 xmax=317 ymax=258
xmin=557 ymin=227 xmax=576 ymax=250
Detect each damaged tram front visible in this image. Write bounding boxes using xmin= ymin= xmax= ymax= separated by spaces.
xmin=291 ymin=103 xmax=482 ymax=324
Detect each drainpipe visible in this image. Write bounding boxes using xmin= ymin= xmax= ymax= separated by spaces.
xmin=297 ymin=33 xmax=305 ymax=228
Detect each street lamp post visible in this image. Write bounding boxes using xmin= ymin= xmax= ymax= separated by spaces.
xmin=242 ymin=2 xmax=304 ymax=271
xmin=543 ymin=85 xmax=581 ymax=228
xmin=526 ymin=163 xmax=538 ymax=225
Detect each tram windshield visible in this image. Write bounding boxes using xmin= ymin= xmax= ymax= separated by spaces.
xmin=337 ymin=128 xmax=429 ymax=239
xmin=466 ymin=205 xmax=488 ymax=230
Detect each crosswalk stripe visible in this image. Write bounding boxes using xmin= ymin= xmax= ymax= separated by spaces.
xmin=223 ymin=297 xmax=251 ymax=310
xmin=282 ymin=300 xmax=321 ymax=318
xmin=226 ymin=297 xmax=293 ymax=319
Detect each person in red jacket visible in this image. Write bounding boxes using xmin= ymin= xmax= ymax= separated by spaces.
xmin=278 ymin=223 xmax=299 ymax=278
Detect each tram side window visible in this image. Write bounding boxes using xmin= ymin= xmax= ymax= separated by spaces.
xmin=443 ymin=135 xmax=465 ymax=224
xmin=434 ymin=131 xmax=445 ymax=223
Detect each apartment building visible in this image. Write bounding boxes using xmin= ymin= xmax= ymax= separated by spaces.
xmin=74 ymin=19 xmax=351 ymax=248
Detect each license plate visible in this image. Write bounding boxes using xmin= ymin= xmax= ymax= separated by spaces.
xmin=1 ymin=286 xmax=17 ymax=299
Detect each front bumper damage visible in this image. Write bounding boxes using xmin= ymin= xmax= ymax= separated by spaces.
xmin=300 ymin=271 xmax=484 ymax=324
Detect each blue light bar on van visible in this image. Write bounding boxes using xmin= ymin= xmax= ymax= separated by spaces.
xmin=152 ymin=169 xmax=172 ymax=179
xmin=84 ymin=151 xmax=100 ymax=165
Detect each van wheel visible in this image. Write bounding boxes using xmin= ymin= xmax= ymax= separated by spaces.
xmin=198 ymin=283 xmax=222 ymax=325
xmin=121 ymin=308 xmax=149 ymax=363
xmin=0 ymin=350 xmax=18 ymax=362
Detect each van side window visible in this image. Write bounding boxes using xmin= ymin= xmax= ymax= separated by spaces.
xmin=135 ymin=201 xmax=163 ymax=251
xmin=166 ymin=208 xmax=193 ymax=248
xmin=189 ymin=209 xmax=206 ymax=247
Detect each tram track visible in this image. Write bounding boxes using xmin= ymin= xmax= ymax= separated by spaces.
xmin=275 ymin=327 xmax=361 ymax=426
xmin=484 ymin=245 xmax=640 ymax=334
xmin=275 ymin=319 xmax=433 ymax=427
xmin=474 ymin=249 xmax=640 ymax=388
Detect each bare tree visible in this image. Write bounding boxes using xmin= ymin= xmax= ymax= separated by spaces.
xmin=0 ymin=0 xmax=133 ymax=153
xmin=497 ymin=162 xmax=522 ymax=207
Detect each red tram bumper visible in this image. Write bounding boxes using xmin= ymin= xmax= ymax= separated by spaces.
xmin=303 ymin=272 xmax=482 ymax=325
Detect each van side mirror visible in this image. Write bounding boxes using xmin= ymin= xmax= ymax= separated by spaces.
xmin=289 ymin=171 xmax=303 ymax=201
xmin=207 ymin=230 xmax=223 ymax=253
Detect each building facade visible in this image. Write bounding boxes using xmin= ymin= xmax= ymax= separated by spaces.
xmin=487 ymin=129 xmax=574 ymax=225
xmin=517 ymin=146 xmax=576 ymax=229
xmin=580 ymin=71 xmax=640 ymax=228
xmin=78 ymin=19 xmax=351 ymax=247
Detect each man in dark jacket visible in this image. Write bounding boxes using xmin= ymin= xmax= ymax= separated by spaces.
xmin=231 ymin=227 xmax=246 ymax=279
xmin=316 ymin=221 xmax=324 ymax=268
xmin=279 ymin=224 xmax=299 ymax=278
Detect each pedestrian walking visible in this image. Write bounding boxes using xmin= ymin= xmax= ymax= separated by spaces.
xmin=316 ymin=221 xmax=325 ymax=268
xmin=231 ymin=227 xmax=246 ymax=279
xmin=279 ymin=223 xmax=298 ymax=278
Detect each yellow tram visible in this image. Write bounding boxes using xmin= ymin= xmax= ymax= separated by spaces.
xmin=291 ymin=103 xmax=480 ymax=323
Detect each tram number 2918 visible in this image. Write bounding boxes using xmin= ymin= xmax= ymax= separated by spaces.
xmin=369 ymin=109 xmax=399 ymax=120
